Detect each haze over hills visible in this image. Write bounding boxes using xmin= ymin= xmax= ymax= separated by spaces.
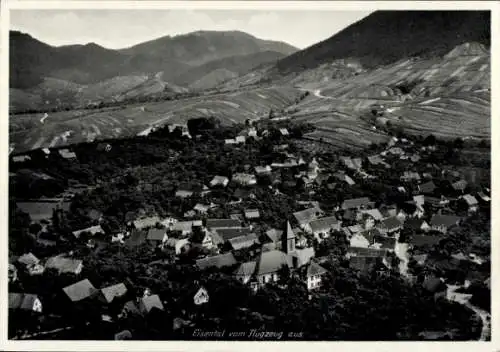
xmin=9 ymin=10 xmax=490 ymax=154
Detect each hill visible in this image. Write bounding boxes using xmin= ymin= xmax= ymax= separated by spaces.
xmin=10 ymin=30 xmax=297 ymax=90
xmin=9 ymin=86 xmax=302 ymax=153
xmin=274 ymin=11 xmax=490 ymax=76
xmin=171 ymin=50 xmax=287 ymax=88
xmin=119 ymin=30 xmax=296 ymax=67
xmin=10 ymin=30 xmax=297 ymax=111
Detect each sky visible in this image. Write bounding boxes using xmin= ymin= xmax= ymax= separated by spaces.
xmin=10 ymin=9 xmax=372 ymax=50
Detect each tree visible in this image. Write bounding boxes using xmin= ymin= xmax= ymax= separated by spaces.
xmin=277 ymin=264 xmax=291 ymax=286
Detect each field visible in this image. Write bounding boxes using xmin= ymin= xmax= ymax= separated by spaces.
xmin=285 ymin=42 xmax=490 ymax=149
xmin=9 ymin=86 xmax=301 ymax=153
xmin=9 ymin=73 xmax=188 ymax=113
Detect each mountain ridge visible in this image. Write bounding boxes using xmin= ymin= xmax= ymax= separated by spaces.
xmin=10 ymin=29 xmax=298 ymax=89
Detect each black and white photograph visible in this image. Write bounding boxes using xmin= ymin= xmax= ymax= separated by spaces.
xmin=4 ymin=1 xmax=495 ymax=345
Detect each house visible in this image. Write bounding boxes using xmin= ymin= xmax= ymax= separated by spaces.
xmin=193 ymin=203 xmax=211 ymax=214
xmin=357 ymin=209 xmax=384 ymax=228
xmin=96 ymin=143 xmax=112 ymax=152
xmin=247 ymin=127 xmax=258 ymax=137
xmin=404 ymin=218 xmax=431 ymax=232
xmin=58 ymin=149 xmax=77 ymax=159
xmin=477 ymin=191 xmax=491 ymax=203
xmin=175 ymin=189 xmax=193 ymax=198
xmin=401 ymin=201 xmax=425 ymax=218
xmin=264 ymin=228 xmax=283 ymax=248
xmin=452 ymin=179 xmax=468 ymax=193
xmin=209 ymin=176 xmax=229 ymax=188
xmin=111 ymin=233 xmax=125 ymax=244
xmin=279 ymin=128 xmax=289 ymax=136
xmin=346 ymin=246 xmax=388 ymax=259
xmin=460 ymin=194 xmax=479 ymax=213
xmin=341 ymin=197 xmax=372 ymax=210
xmin=235 ymin=136 xmax=246 ymax=144
xmin=340 ymin=156 xmax=362 ymax=170
xmin=349 ymin=233 xmax=370 ymax=248
xmin=413 ymin=254 xmax=428 ymax=265
xmin=225 ymin=139 xmax=237 ymax=145
xmin=165 ymin=238 xmax=191 ymax=255
xmin=425 ymin=196 xmax=450 ymax=209
xmin=305 ymin=262 xmax=328 ymax=291
xmin=388 ymin=147 xmax=404 ymax=155
xmin=306 ymin=216 xmax=341 ymax=241
xmin=63 ymin=279 xmax=98 ymax=303
xmin=172 ymin=221 xmax=197 ymax=236
xmin=115 ymin=330 xmax=132 ymax=340
xmin=132 ymin=216 xmax=160 ymax=230
xmin=289 ymin=247 xmax=315 ymax=268
xmin=379 ymin=204 xmax=398 ymax=218
xmin=346 ymin=224 xmax=363 ymax=237
xmin=358 ymin=209 xmax=384 ymax=222
xmin=205 ymin=218 xmax=239 ymax=232
xmin=430 ymin=215 xmax=461 ymax=233
xmin=367 ymin=155 xmax=389 ymax=168
xmin=372 ymin=235 xmax=396 ymax=251
xmin=17 ymin=253 xmax=45 ymax=275
xmin=349 ymin=256 xmax=384 ymax=274
xmin=234 ymin=261 xmax=257 ymax=284
xmin=45 ymin=256 xmax=83 ymax=275
xmin=244 ymin=209 xmax=261 ymax=220
xmin=196 ymin=252 xmax=238 ymax=270
xmin=293 ymin=206 xmax=323 ymax=228
xmin=8 ymin=264 xmax=18 ymax=282
xmin=100 ymin=283 xmax=128 ymax=304
xmin=232 ymin=173 xmax=257 ymax=186
xmin=377 ymin=217 xmax=403 ymax=235
xmin=193 ymin=287 xmax=209 ymax=305
xmin=72 ymin=225 xmax=104 ymax=239
xmin=213 ymin=227 xmax=252 ymax=244
xmin=139 ymin=294 xmax=164 ymax=314
xmin=228 ymin=233 xmax=259 ymax=250
xmin=334 ymin=172 xmax=355 ymax=186
xmin=125 ymin=229 xmax=147 ymax=247
xmin=418 ymin=181 xmax=436 ymax=194
xmin=12 ymin=155 xmax=31 ymax=163
xmin=121 ymin=300 xmax=142 ymax=318
xmin=9 ymin=293 xmax=43 ymax=313
xmin=200 ymin=231 xmax=214 ymax=249
xmin=400 ymin=171 xmax=421 ymax=182
xmin=255 ymin=165 xmax=272 ymax=175
xmin=422 ymin=276 xmax=447 ymax=300
xmin=255 ymin=250 xmax=293 ymax=286
xmin=146 ymin=228 xmax=168 ymax=246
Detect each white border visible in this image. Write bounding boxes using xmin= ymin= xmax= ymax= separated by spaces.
xmin=1 ymin=1 xmax=498 ymax=351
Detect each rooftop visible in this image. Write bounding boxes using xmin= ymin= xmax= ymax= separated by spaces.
xmin=196 ymin=252 xmax=238 ymax=270
xmin=63 ymin=279 xmax=97 ymax=302
xmin=256 ymin=250 xmax=292 ymax=275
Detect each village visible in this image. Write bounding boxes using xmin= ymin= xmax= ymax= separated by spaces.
xmin=8 ymin=117 xmax=491 ymax=340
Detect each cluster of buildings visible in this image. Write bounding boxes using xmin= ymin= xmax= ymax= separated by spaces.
xmin=8 ymin=122 xmax=490 ymax=338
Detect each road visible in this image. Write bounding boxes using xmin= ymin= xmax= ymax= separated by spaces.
xmin=447 ymin=284 xmax=491 ymax=341
xmin=394 ymin=242 xmax=409 ymax=277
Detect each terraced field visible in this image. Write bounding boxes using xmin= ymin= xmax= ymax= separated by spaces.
xmin=9 ymin=86 xmax=301 ymax=153
xmin=288 ymin=42 xmax=490 ymax=149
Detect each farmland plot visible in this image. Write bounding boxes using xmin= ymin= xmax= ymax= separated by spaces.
xmin=10 ymin=86 xmax=301 ymax=153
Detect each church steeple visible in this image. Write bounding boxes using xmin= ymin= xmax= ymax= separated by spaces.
xmin=282 ymin=220 xmax=295 ymax=253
